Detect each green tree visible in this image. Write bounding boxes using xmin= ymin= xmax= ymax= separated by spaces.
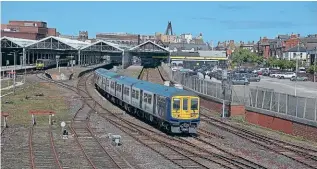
xmin=231 ymin=48 xmax=263 ymax=66
xmin=307 ymin=65 xmax=317 ymax=73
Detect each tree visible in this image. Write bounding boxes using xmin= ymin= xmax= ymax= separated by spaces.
xmin=307 ymin=65 xmax=317 ymax=74
xmin=231 ymin=48 xmax=263 ymax=66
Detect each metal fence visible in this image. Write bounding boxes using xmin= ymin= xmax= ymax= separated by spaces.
xmin=162 ymin=63 xmax=234 ymax=102
xmin=161 ymin=63 xmax=317 ymax=123
xmin=249 ymin=87 xmax=317 ymax=122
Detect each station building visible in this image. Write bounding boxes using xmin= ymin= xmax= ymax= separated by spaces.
xmin=1 ymin=36 xmax=228 ymax=69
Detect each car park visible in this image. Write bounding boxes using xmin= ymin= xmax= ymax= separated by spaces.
xmin=247 ymin=74 xmax=261 ymax=82
xmin=270 ymin=72 xmax=282 ymax=78
xmin=231 ymin=77 xmax=250 ymax=85
xmin=262 ymin=70 xmax=270 ymax=76
xmin=290 ymin=76 xmax=309 ymax=81
xmin=278 ymin=72 xmax=296 ymax=79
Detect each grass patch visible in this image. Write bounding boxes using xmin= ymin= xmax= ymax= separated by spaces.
xmin=1 ymin=82 xmax=71 ymax=127
xmin=229 ymin=115 xmax=246 ymax=123
xmin=1 ymin=79 xmax=14 ymax=89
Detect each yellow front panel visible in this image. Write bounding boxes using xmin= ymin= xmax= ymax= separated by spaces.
xmin=171 ymin=96 xmax=200 ymax=120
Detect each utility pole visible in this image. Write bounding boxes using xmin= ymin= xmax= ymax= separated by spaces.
xmin=222 ymin=68 xmax=228 ymax=118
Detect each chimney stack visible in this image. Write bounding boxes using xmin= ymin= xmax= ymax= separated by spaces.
xmin=138 ymin=34 xmax=141 ymax=45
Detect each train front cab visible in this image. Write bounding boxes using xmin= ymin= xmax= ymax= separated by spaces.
xmin=170 ymin=96 xmax=200 ymax=134
xmin=36 ymin=60 xmax=45 ymax=70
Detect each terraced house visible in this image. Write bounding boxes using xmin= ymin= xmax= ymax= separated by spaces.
xmin=257 ymin=34 xmax=317 ymax=65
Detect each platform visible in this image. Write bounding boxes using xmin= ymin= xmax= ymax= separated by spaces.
xmin=1 ymin=65 xmax=36 ymax=72
xmin=117 ymin=65 xmax=143 ymax=78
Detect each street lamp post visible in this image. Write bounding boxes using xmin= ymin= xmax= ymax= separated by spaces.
xmin=294 ymin=41 xmax=301 ymax=96
xmin=70 ymin=55 xmax=74 ymax=73
xmin=314 ymin=47 xmax=317 ymax=82
xmin=56 ymin=55 xmax=60 ymax=73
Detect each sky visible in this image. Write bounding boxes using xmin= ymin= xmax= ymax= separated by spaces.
xmin=1 ymin=1 xmax=317 ymax=43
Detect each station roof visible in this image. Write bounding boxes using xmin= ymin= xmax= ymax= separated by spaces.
xmin=1 ymin=36 xmax=170 ymax=53
xmin=1 ymin=36 xmax=37 ymax=47
xmin=26 ymin=36 xmax=90 ymax=49
xmin=129 ymin=41 xmax=169 ymax=53
xmin=81 ymin=40 xmax=124 ymax=52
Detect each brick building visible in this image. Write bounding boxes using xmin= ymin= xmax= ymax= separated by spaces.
xmin=1 ymin=20 xmax=56 ymax=40
xmin=258 ymin=34 xmax=317 ymax=59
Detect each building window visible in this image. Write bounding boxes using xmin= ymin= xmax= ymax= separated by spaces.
xmin=293 ymin=53 xmax=296 ymax=58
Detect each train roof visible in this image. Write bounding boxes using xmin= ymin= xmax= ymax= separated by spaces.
xmin=133 ymin=80 xmax=197 ymax=97
xmin=115 ymin=76 xmax=142 ymax=86
xmin=95 ymin=68 xmax=197 ymax=97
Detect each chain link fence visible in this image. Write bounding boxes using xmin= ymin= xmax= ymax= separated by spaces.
xmin=249 ymin=87 xmax=317 ymax=122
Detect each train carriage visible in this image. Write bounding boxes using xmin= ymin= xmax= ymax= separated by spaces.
xmin=94 ymin=68 xmax=200 ymax=134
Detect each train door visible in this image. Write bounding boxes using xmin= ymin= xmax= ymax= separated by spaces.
xmin=153 ymin=94 xmax=157 ymax=115
xmin=171 ymin=97 xmax=181 ymax=118
xmin=182 ymin=97 xmax=190 ymax=119
xmin=171 ymin=96 xmax=192 ymax=119
xmin=140 ymin=90 xmax=143 ymax=108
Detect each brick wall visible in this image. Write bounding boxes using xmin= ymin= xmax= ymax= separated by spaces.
xmin=47 ymin=28 xmax=56 ymax=36
xmin=1 ymin=31 xmax=37 ymax=40
xmin=246 ymin=110 xmax=317 ymax=141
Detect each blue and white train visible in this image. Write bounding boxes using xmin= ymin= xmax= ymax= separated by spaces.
xmin=94 ymin=68 xmax=200 ymax=134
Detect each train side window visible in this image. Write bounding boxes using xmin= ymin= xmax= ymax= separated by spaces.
xmin=183 ymin=98 xmax=188 ymax=110
xmin=136 ymin=90 xmax=139 ymax=99
xmin=110 ymin=82 xmax=114 ymax=89
xmin=118 ymin=85 xmax=121 ymax=92
xmin=144 ymin=93 xmax=148 ymax=102
xmin=173 ymin=98 xmax=180 ymax=110
xmin=124 ymin=87 xmax=129 ymax=96
xmin=132 ymin=89 xmax=136 ymax=98
xmin=106 ymin=79 xmax=109 ymax=87
xmin=191 ymin=98 xmax=199 ymax=110
xmin=148 ymin=94 xmax=152 ymax=104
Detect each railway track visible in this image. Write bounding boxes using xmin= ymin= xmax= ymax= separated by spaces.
xmin=37 ymin=73 xmax=134 ymax=169
xmin=29 ymin=125 xmax=63 ymax=169
xmin=200 ymin=108 xmax=317 ymax=169
xmin=136 ymin=67 xmax=267 ymax=169
xmin=86 ymin=73 xmax=266 ymax=168
xmin=38 ymin=70 xmax=266 ymax=168
xmin=157 ymin=66 xmax=317 ymax=168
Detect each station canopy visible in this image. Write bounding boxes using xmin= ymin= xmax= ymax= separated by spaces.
xmin=26 ymin=36 xmax=90 ymax=50
xmin=129 ymin=41 xmax=169 ymax=53
xmin=1 ymin=36 xmax=169 ymax=53
xmin=80 ymin=40 xmax=123 ymax=53
xmin=1 ymin=36 xmax=37 ymax=48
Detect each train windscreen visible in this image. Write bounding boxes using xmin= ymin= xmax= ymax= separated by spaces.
xmin=191 ymin=98 xmax=199 ymax=110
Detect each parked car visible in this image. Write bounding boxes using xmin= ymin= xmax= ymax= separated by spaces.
xmin=290 ymin=76 xmax=309 ymax=81
xmin=278 ymin=72 xmax=296 ymax=79
xmin=248 ymin=74 xmax=261 ymax=82
xmin=231 ymin=77 xmax=250 ymax=85
xmin=270 ymin=72 xmax=282 ymax=78
xmin=262 ymin=70 xmax=270 ymax=76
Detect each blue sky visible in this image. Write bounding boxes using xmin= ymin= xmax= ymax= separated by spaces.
xmin=1 ymin=1 xmax=317 ymax=43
